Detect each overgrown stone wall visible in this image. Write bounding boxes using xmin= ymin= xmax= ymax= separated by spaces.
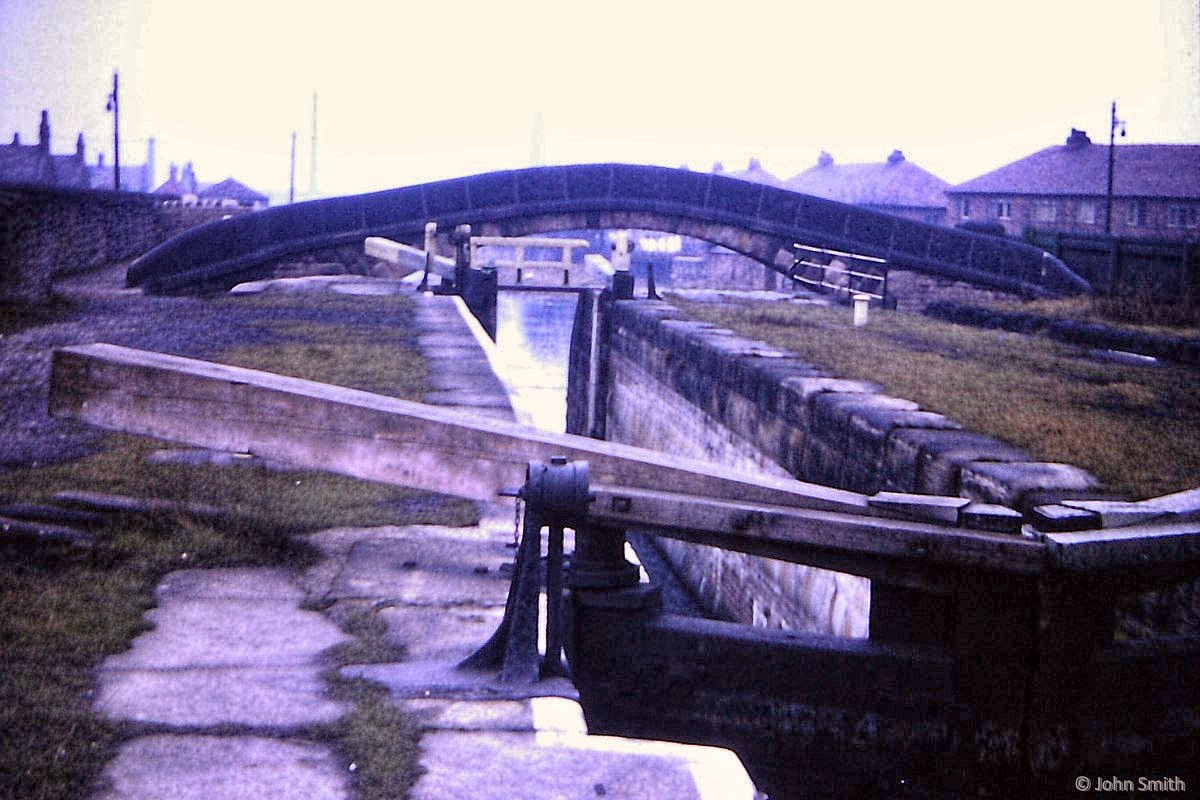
xmin=601 ymin=299 xmax=1104 ymax=637
xmin=0 ymin=184 xmax=245 ymax=303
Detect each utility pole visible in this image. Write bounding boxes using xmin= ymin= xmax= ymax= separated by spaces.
xmin=1105 ymin=100 xmax=1126 ymax=236
xmin=106 ymin=72 xmax=121 ymax=191
xmin=289 ymin=130 xmax=297 ymax=204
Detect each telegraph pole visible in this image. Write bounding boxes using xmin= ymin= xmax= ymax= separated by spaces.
xmin=1105 ymin=100 xmax=1126 ymax=236
xmin=106 ymin=72 xmax=121 ymax=191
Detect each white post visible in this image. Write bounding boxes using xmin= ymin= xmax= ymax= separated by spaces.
xmin=853 ymin=293 xmax=870 ymax=327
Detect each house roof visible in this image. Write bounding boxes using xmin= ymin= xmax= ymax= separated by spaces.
xmin=784 ymin=151 xmax=949 ymax=209
xmin=0 ymin=143 xmax=52 ymax=184
xmin=198 ymin=177 xmax=268 ymax=205
xmin=90 ymin=164 xmax=151 ymax=192
xmin=722 ymin=158 xmax=784 ymax=187
xmin=50 ymin=154 xmax=89 ymax=188
xmin=951 ymin=139 xmax=1200 ymax=199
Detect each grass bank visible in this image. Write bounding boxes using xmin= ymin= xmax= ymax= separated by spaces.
xmin=989 ymin=294 xmax=1200 ymax=338
xmin=670 ymin=296 xmax=1200 ymax=500
xmin=0 ymin=290 xmax=472 ymax=799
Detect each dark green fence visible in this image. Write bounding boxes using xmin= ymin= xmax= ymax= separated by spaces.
xmin=1024 ymin=228 xmax=1199 ymax=301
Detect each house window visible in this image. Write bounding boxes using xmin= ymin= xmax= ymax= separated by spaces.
xmin=1127 ymin=201 xmax=1146 ymax=227
xmin=1168 ymin=205 xmax=1199 ymax=228
xmin=1034 ymin=200 xmax=1057 ymax=223
xmin=1077 ymin=201 xmax=1096 ymax=225
xmin=993 ymin=200 xmax=1012 ymax=220
xmin=958 ymin=198 xmax=971 ymax=219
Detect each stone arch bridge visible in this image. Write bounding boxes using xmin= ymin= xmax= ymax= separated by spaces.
xmin=127 ymin=163 xmax=1089 ymax=297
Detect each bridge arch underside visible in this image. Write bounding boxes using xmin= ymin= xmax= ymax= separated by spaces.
xmin=127 ymin=164 xmax=1089 ymax=297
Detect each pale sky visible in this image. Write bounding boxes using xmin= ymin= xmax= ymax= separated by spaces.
xmin=2 ymin=0 xmax=1197 ymax=203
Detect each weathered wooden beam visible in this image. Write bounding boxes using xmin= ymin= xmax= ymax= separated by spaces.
xmin=589 ymin=484 xmax=1049 ymax=579
xmin=1045 ymin=519 xmax=1200 ymax=573
xmin=49 ymin=343 xmax=880 ymax=514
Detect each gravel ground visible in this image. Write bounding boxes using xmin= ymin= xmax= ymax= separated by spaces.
xmin=0 ymin=267 xmax=403 ymax=469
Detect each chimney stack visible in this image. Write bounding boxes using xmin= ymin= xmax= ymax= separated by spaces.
xmin=38 ymin=109 xmax=50 ymax=153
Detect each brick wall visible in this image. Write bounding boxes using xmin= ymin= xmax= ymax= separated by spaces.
xmin=951 ymin=191 xmax=1200 ymax=241
xmin=0 ymin=184 xmax=245 ymax=303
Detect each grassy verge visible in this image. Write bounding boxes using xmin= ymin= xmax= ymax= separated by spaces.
xmin=670 ymin=296 xmax=1200 ymax=500
xmin=0 ymin=290 xmax=471 ymax=800
xmin=988 ymin=293 xmax=1200 ymax=338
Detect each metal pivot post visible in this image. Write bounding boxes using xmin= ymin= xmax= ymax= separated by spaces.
xmin=612 ymin=270 xmax=634 ymax=300
xmin=450 ymin=223 xmax=472 ymax=294
xmin=458 ymin=457 xmax=592 ymax=684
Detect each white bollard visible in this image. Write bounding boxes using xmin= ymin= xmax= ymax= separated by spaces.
xmin=852 ymin=293 xmax=870 ymax=327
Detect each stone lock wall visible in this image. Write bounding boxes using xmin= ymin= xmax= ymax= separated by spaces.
xmin=599 ymin=299 xmax=1103 ymax=637
xmin=0 ymin=184 xmax=246 ymax=303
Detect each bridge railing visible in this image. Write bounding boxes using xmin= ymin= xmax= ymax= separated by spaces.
xmin=789 ymin=242 xmax=888 ymax=301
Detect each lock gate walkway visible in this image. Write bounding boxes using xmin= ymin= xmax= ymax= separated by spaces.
xmin=88 ymin=287 xmax=757 ymax=800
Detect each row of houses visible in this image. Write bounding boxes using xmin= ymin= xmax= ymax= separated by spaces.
xmin=716 ymin=131 xmax=1200 ymax=243
xmin=0 ymin=110 xmax=269 ymax=208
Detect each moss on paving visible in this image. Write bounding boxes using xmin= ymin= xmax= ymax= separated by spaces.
xmin=0 ymin=290 xmax=469 ymax=800
xmin=671 ymin=296 xmax=1200 ymax=500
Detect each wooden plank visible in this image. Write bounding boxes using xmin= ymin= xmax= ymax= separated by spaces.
xmin=589 ymin=484 xmax=1049 ymax=578
xmin=49 ymin=343 xmax=882 ymax=514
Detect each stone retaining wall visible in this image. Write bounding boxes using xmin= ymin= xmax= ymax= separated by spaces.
xmin=0 ymin=184 xmax=245 ymax=303
xmin=600 ymin=299 xmax=1104 ymax=637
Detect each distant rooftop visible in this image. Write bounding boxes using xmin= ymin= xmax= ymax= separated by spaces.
xmin=785 ymin=150 xmax=949 ymax=209
xmin=716 ymin=157 xmax=784 ymax=187
xmin=951 ymin=131 xmax=1200 ymax=198
xmin=199 ymin=177 xmax=269 ymax=206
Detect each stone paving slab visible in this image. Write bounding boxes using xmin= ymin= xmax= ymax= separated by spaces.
xmin=96 ymin=666 xmax=349 ymax=728
xmin=101 ymin=599 xmax=348 ymax=669
xmin=154 ymin=567 xmax=305 ymax=602
xmin=378 ymin=605 xmax=506 ymax=661
xmin=411 ymin=730 xmax=758 ymax=800
xmin=95 ymin=735 xmax=349 ymax=800
xmin=328 ymin=535 xmax=513 ymax=605
xmin=402 ymin=696 xmax=588 ymax=734
xmin=95 ymin=568 xmax=351 ymax=729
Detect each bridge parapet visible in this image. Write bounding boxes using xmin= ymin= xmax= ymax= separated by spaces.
xmin=125 ymin=164 xmax=1091 ymax=298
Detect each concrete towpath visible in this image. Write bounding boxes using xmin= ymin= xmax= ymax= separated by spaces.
xmin=91 ymin=288 xmax=759 ymax=799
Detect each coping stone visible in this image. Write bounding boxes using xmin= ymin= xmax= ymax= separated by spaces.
xmin=961 ymin=461 xmax=1103 ymax=510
